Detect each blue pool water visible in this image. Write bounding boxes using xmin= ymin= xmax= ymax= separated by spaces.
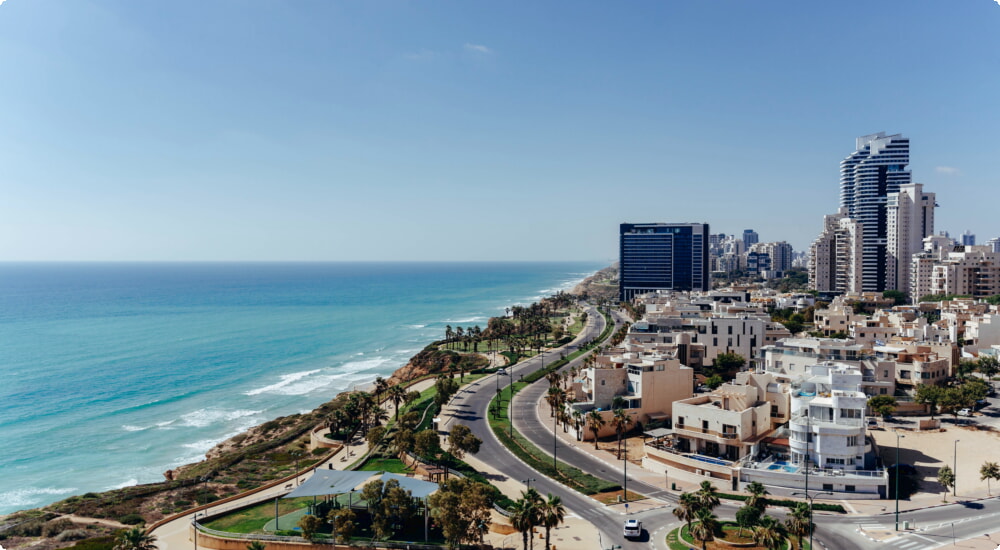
xmin=690 ymin=455 xmax=728 ymax=466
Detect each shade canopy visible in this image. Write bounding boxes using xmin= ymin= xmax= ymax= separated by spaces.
xmin=283 ymin=470 xmax=439 ymax=499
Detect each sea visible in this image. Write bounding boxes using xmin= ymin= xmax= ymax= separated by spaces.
xmin=0 ymin=261 xmax=605 ymax=514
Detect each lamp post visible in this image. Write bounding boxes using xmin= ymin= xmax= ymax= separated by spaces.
xmin=954 ymin=439 xmax=960 ymax=497
xmin=623 ymin=440 xmax=628 ymax=513
xmin=895 ymin=431 xmax=905 ymax=531
xmin=192 ymin=512 xmax=200 ymax=550
xmin=792 ymin=490 xmax=833 ymax=550
xmin=328 ymin=516 xmax=337 ymax=545
xmin=522 ymin=478 xmax=536 ymax=490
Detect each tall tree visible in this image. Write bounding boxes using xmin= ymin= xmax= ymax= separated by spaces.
xmin=586 ymin=410 xmax=606 ymax=450
xmin=671 ymin=492 xmax=700 ymax=533
xmin=690 ymin=508 xmax=720 ymax=550
xmin=387 ymin=385 xmax=407 ymax=421
xmin=751 ymin=516 xmax=784 ymax=550
xmin=735 ymin=505 xmax=762 ymax=538
xmin=695 ymin=480 xmax=720 ymax=512
xmin=867 ymin=395 xmax=897 ymax=419
xmin=745 ymin=481 xmax=769 ymax=511
xmin=611 ymin=408 xmax=633 ymax=460
xmin=938 ymin=465 xmax=955 ymax=501
xmin=784 ymin=503 xmax=811 ymax=549
xmin=447 ymin=423 xmax=482 ymax=460
xmin=540 ymin=494 xmax=566 ymax=550
xmin=981 ymin=461 xmax=1000 ymax=496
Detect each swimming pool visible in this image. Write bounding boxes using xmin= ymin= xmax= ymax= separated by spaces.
xmin=766 ymin=462 xmax=799 ymax=473
xmin=689 ymin=455 xmax=728 ymax=466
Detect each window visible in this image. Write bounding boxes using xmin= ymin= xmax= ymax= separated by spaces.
xmin=846 ymin=485 xmax=856 ymax=492
xmin=846 ymin=436 xmax=858 ymax=446
xmin=771 ymin=405 xmax=779 ymax=416
xmin=728 ymin=326 xmax=733 ymax=335
xmin=884 ymin=370 xmax=889 ymax=377
xmin=677 ymin=417 xmax=685 ymax=427
xmin=880 ymin=388 xmax=887 ymax=394
xmin=601 ymin=380 xmax=605 ymax=385
xmin=823 ymin=484 xmax=834 ymax=492
xmin=702 ymin=420 xmax=709 ymax=430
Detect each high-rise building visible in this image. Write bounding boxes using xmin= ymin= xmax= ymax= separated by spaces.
xmin=742 ymin=229 xmax=759 ymax=248
xmin=962 ymin=231 xmax=976 ymax=246
xmin=619 ymin=222 xmax=709 ymax=301
xmin=886 ymin=183 xmax=935 ymax=299
xmin=840 ymin=132 xmax=912 ymax=291
xmin=987 ymin=237 xmax=1000 ymax=253
xmin=809 ymin=209 xmax=862 ymax=294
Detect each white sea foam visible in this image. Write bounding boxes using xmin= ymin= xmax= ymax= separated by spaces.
xmin=446 ymin=316 xmax=486 ymax=324
xmin=244 ymin=359 xmax=393 ymax=397
xmin=406 ymin=324 xmax=426 ymax=329
xmin=107 ymin=478 xmax=139 ymax=490
xmin=244 ymin=369 xmax=322 ymax=396
xmin=0 ymin=486 xmax=78 ymax=508
xmin=122 ymin=424 xmax=147 ymax=432
xmin=178 ymin=408 xmax=263 ymax=428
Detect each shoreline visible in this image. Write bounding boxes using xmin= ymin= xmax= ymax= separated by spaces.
xmin=2 ymin=265 xmax=606 ymax=518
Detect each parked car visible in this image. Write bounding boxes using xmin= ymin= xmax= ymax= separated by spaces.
xmin=623 ymin=519 xmax=642 ymax=539
xmin=866 ymin=418 xmax=879 ymax=429
xmin=957 ymin=408 xmax=972 ymax=417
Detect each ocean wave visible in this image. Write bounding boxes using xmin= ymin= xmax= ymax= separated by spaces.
xmin=122 ymin=424 xmax=147 ymax=432
xmin=178 ymin=408 xmax=263 ymax=428
xmin=405 ymin=324 xmax=426 ymax=329
xmin=244 ymin=369 xmax=322 ymax=396
xmin=445 ymin=317 xmax=486 ymax=324
xmin=107 ymin=478 xmax=139 ymax=490
xmin=244 ymin=358 xmax=393 ymax=397
xmin=0 ymin=486 xmax=78 ymax=508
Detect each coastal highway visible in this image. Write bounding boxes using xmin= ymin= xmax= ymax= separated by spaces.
xmin=449 ymin=306 xmax=880 ymax=550
xmin=443 ymin=305 xmax=641 ymax=549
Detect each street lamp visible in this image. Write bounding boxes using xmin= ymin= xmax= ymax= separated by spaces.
xmin=522 ymin=478 xmax=536 ymax=489
xmin=895 ymin=431 xmax=905 ymax=531
xmin=954 ymin=439 xmax=960 ymax=497
xmin=792 ymin=490 xmax=833 ymax=550
xmin=192 ymin=512 xmax=200 ymax=550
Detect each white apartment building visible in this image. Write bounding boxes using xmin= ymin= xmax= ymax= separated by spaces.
xmin=809 ymin=209 xmax=863 ymax=293
xmin=886 ymin=183 xmax=935 ymax=299
xmin=927 ymin=246 xmax=1000 ymax=299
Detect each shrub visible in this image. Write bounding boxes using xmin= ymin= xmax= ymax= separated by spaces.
xmin=42 ymin=518 xmax=75 ymax=537
xmin=72 ymin=536 xmax=117 ymax=550
xmin=118 ymin=514 xmax=145 ymax=525
xmin=55 ymin=529 xmax=91 ymax=542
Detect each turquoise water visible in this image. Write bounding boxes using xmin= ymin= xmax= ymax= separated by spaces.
xmin=0 ymin=261 xmax=603 ymax=514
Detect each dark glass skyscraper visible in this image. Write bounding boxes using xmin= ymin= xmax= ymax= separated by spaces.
xmin=840 ymin=132 xmax=911 ymax=291
xmin=619 ymin=222 xmax=709 ymax=301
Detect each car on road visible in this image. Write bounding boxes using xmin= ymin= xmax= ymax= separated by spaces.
xmin=496 ymin=369 xmax=506 ymax=376
xmin=958 ymin=408 xmax=972 ymax=417
xmin=623 ymin=519 xmax=642 ymax=539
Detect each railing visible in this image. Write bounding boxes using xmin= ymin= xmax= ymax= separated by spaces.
xmin=195 ymin=524 xmax=446 ymax=550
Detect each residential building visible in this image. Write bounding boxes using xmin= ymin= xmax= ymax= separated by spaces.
xmin=886 ymin=183 xmax=935 ymax=299
xmin=963 ymin=231 xmax=976 ymax=246
xmin=619 ymin=222 xmax=710 ymax=301
xmin=743 ymin=229 xmax=759 ymax=248
xmin=840 ymin=132 xmax=912 ymax=292
xmin=809 ymin=209 xmax=863 ymax=293
xmin=924 ymin=246 xmax=1000 ymax=299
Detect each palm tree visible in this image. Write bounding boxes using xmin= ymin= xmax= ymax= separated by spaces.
xmin=113 ymin=527 xmax=157 ymax=550
xmin=571 ymin=410 xmax=584 ymax=440
xmin=981 ymin=461 xmax=1000 ymax=496
xmin=586 ymin=410 xmax=606 ymax=450
xmin=507 ymin=499 xmax=533 ymax=550
xmin=784 ymin=503 xmax=811 ymax=549
xmin=672 ymin=492 xmax=700 ymax=533
xmin=246 ymin=541 xmax=266 ymax=550
xmin=445 ymin=325 xmax=453 ymax=348
xmin=521 ymin=489 xmax=543 ymax=550
xmin=745 ymin=480 xmax=770 ymax=511
xmin=690 ymin=508 xmax=719 ymax=550
xmin=695 ymin=480 xmax=720 ymax=512
xmin=387 ymin=385 xmax=407 ymax=421
xmin=752 ymin=516 xmax=784 ymax=550
xmin=540 ymin=493 xmax=566 ymax=550
xmin=373 ymin=376 xmax=388 ymax=403
xmin=611 ymin=408 xmax=632 ymax=460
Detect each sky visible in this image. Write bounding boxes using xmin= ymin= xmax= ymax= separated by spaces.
xmin=1 ymin=1 xmax=998 ymax=262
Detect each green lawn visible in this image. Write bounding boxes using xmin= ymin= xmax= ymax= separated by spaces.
xmin=203 ymin=497 xmax=312 ymax=534
xmin=359 ymin=458 xmax=411 ymax=473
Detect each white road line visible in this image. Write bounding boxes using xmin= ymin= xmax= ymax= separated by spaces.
xmin=911 ymin=534 xmax=937 ymax=544
xmin=894 ymin=541 xmax=920 ymax=549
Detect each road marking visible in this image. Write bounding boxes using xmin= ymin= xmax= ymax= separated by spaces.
xmin=894 ymin=541 xmax=920 ymax=549
xmin=911 ymin=534 xmax=937 ymax=544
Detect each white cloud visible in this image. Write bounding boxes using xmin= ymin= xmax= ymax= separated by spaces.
xmin=463 ymin=43 xmax=492 ymax=55
xmin=995 ymin=0 xmax=1000 ymax=6
xmin=935 ymin=166 xmax=961 ymax=175
xmin=0 ymin=0 xmax=8 ymax=6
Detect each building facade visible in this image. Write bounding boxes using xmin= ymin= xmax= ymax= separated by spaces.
xmin=619 ymin=223 xmax=710 ymax=301
xmin=839 ymin=132 xmax=912 ymax=292
xmin=886 ymin=183 xmax=935 ymax=300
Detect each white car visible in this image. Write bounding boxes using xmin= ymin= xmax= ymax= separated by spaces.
xmin=623 ymin=519 xmax=642 ymax=539
xmin=958 ymin=408 xmax=972 ymax=417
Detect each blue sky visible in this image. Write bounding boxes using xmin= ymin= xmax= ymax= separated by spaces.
xmin=1 ymin=1 xmax=998 ymax=262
